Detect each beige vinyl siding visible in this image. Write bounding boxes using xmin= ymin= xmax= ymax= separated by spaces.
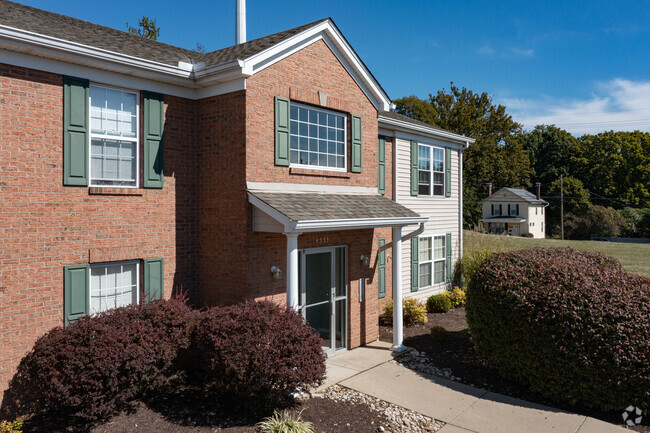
xmin=395 ymin=137 xmax=461 ymax=300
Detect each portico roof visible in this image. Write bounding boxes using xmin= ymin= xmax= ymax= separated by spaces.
xmin=481 ymin=216 xmax=526 ymax=224
xmin=248 ymin=190 xmax=427 ymax=233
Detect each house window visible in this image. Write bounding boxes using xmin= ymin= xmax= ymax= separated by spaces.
xmin=90 ymin=261 xmax=139 ymax=314
xmin=509 ymin=204 xmax=518 ymax=216
xmin=90 ymin=85 xmax=139 ymax=187
xmin=419 ymin=235 xmax=446 ymax=288
xmin=492 ymin=204 xmax=502 ymax=216
xmin=289 ymin=103 xmax=346 ymax=170
xmin=418 ymin=145 xmax=444 ymax=196
xmin=536 ymin=208 xmax=538 ymax=215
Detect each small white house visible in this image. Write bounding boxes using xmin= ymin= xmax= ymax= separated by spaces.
xmin=480 ymin=186 xmax=548 ymax=239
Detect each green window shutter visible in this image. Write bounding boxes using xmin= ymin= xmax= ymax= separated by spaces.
xmin=378 ymin=238 xmax=386 ymax=298
xmin=411 ymin=237 xmax=419 ymax=292
xmin=351 ymin=114 xmax=362 ymax=173
xmin=64 ymin=264 xmax=89 ymax=325
xmin=446 ymin=233 xmax=452 ymax=283
xmin=143 ymin=258 xmax=164 ymax=302
xmin=144 ymin=91 xmax=164 ymax=188
xmin=378 ymin=136 xmax=386 ymax=195
xmin=445 ymin=147 xmax=452 ymax=197
xmin=274 ymin=96 xmax=290 ymax=166
xmin=410 ymin=140 xmax=419 ymax=196
xmin=63 ymin=76 xmax=89 ymax=186
xmin=516 ymin=204 xmax=520 ymax=215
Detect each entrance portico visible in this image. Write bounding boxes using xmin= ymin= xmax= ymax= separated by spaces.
xmin=248 ymin=186 xmax=427 ymax=353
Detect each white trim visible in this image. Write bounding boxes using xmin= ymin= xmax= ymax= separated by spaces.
xmin=0 ymin=19 xmax=391 ymax=108
xmin=417 ymin=143 xmax=445 ymax=198
xmin=378 ymin=114 xmax=473 ymax=147
xmin=247 ymin=182 xmax=376 ymax=195
xmin=459 ymin=150 xmax=463 ymax=263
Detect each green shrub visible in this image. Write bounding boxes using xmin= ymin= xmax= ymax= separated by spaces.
xmin=383 ymin=297 xmax=428 ymax=326
xmin=0 ymin=419 xmax=23 ymax=433
xmin=430 ymin=326 xmax=450 ymax=342
xmin=257 ymin=409 xmax=314 ymax=433
xmin=466 ymin=247 xmax=650 ymax=411
xmin=426 ymin=294 xmax=452 ymax=313
xmin=521 ymin=232 xmax=534 ymax=238
xmin=455 ymin=249 xmax=493 ymax=290
xmin=448 ymin=287 xmax=466 ymax=308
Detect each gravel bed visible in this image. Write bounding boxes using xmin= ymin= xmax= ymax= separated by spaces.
xmin=391 ymin=348 xmax=463 ymax=382
xmin=317 ymin=385 xmax=444 ymax=433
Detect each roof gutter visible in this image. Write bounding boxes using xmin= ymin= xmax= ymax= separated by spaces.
xmin=292 ymin=216 xmax=428 ymax=233
xmin=378 ymin=114 xmax=475 ymax=147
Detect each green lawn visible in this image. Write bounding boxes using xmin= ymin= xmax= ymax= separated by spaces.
xmin=464 ymin=230 xmax=650 ymax=277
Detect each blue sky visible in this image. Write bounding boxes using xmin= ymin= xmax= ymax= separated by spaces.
xmin=17 ymin=0 xmax=650 ymax=135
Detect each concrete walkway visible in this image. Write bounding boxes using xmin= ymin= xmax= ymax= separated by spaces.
xmin=319 ymin=341 xmax=628 ymax=433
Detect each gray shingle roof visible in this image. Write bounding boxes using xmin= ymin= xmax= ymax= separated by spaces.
xmin=249 ymin=192 xmax=420 ymax=222
xmin=0 ymin=0 xmax=328 ymax=67
xmin=482 ymin=187 xmax=548 ymax=205
xmin=379 ymin=110 xmax=448 ymax=133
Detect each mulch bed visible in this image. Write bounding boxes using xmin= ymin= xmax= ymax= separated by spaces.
xmin=380 ymin=307 xmax=649 ymax=433
xmin=90 ymin=397 xmax=387 ymax=433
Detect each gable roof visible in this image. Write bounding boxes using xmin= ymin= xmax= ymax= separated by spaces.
xmin=378 ymin=110 xmax=474 ymax=146
xmin=481 ymin=187 xmax=548 ymax=205
xmin=0 ymin=1 xmax=392 ymax=107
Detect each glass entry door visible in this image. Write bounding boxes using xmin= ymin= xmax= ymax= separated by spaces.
xmin=300 ymin=246 xmax=347 ymax=354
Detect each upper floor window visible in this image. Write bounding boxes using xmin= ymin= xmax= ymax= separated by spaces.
xmin=491 ymin=204 xmax=502 ymax=216
xmin=90 ymin=261 xmax=139 ymax=314
xmin=289 ymin=103 xmax=346 ymax=171
xmin=90 ymin=85 xmax=139 ymax=187
xmin=418 ymin=145 xmax=444 ymax=196
xmin=508 ymin=204 xmax=519 ymax=216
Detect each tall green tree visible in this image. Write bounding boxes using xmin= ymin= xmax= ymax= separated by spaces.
xmin=518 ymin=125 xmax=579 ymax=186
xmin=394 ymin=83 xmax=532 ymax=227
xmin=126 ymin=16 xmax=160 ymax=40
xmin=546 ymin=176 xmax=591 ymax=237
xmin=574 ymin=131 xmax=650 ymax=208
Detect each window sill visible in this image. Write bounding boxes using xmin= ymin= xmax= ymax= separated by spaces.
xmin=289 ymin=167 xmax=350 ymax=179
xmin=88 ymin=187 xmax=143 ymax=196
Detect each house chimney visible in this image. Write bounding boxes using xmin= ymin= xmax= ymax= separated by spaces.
xmin=236 ymin=0 xmax=246 ymax=44
xmin=536 ymin=182 xmax=541 ymax=200
xmin=486 ymin=182 xmax=492 ymax=197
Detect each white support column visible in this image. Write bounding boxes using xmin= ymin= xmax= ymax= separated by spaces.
xmin=391 ymin=226 xmax=406 ymax=352
xmin=285 ymin=232 xmax=300 ymax=310
xmin=236 ymin=0 xmax=246 ymax=44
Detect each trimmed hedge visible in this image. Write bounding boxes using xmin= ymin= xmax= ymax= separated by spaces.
xmin=193 ymin=301 xmax=326 ymax=403
xmin=466 ymin=247 xmax=650 ymax=411
xmin=3 ymin=299 xmax=197 ymax=424
xmin=383 ymin=297 xmax=428 ymax=326
xmin=426 ymin=294 xmax=452 ymax=313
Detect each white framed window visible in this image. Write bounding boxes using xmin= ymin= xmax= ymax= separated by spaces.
xmin=90 ymin=261 xmax=139 ymax=314
xmin=419 ymin=235 xmax=446 ymax=288
xmin=418 ymin=144 xmax=444 ymax=196
xmin=492 ymin=204 xmax=502 ymax=216
xmin=509 ymin=204 xmax=518 ymax=216
xmin=289 ymin=102 xmax=346 ymax=171
xmin=535 ymin=207 xmax=538 ymax=215
xmin=89 ymin=84 xmax=139 ymax=187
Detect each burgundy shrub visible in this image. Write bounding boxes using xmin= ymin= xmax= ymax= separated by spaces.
xmin=193 ymin=301 xmax=326 ymax=403
xmin=2 ymin=298 xmax=197 ymax=425
xmin=466 ymin=247 xmax=650 ymax=411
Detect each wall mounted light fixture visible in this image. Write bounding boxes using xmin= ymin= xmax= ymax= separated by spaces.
xmin=270 ymin=265 xmax=282 ymax=279
xmin=360 ymin=254 xmax=370 ymax=266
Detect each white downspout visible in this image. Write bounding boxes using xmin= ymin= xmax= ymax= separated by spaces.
xmin=391 ymin=226 xmax=406 ymax=352
xmin=285 ymin=232 xmax=300 ymax=309
xmin=459 ymin=148 xmax=464 ymax=263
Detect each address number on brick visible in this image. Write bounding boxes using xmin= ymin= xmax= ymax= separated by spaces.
xmin=315 ymin=236 xmax=329 ymax=244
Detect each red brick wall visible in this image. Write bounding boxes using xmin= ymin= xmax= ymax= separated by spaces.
xmin=243 ymin=39 xmax=394 ymax=348
xmin=0 ymin=63 xmax=198 ymax=395
xmin=195 ymin=91 xmax=248 ymax=306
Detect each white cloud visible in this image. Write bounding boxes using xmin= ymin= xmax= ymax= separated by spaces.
xmin=510 ymin=47 xmax=534 ymax=58
xmin=477 ymin=44 xmax=494 ymax=56
xmin=502 ymin=79 xmax=650 ymax=135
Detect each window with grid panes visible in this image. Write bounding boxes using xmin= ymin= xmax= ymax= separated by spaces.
xmin=90 ymin=261 xmax=139 ymax=314
xmin=418 ymin=144 xmax=444 ymax=195
xmin=419 ymin=235 xmax=446 ymax=288
xmin=90 ymin=85 xmax=139 ymax=186
xmin=289 ymin=103 xmax=346 ymax=170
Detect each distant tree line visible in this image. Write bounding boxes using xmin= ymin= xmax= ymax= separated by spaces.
xmin=394 ymin=84 xmax=650 ymax=239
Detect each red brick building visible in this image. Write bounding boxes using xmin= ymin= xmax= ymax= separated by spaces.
xmin=0 ymin=0 xmax=470 ymax=396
